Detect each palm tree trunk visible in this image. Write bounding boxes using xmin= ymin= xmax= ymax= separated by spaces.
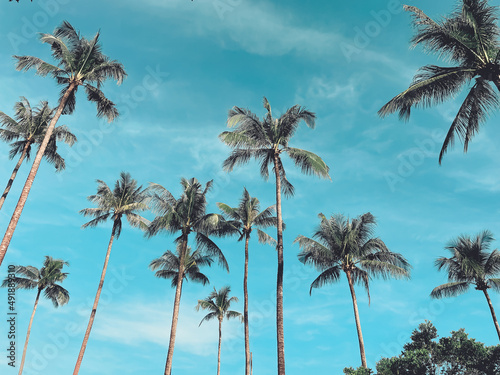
xmin=346 ymin=270 xmax=367 ymax=368
xmin=273 ymin=153 xmax=285 ymax=375
xmin=244 ymin=233 xmax=251 ymax=375
xmin=483 ymin=289 xmax=500 ymax=341
xmin=0 ymin=142 xmax=30 ymax=211
xmin=73 ymin=228 xmax=115 ymax=375
xmin=0 ymin=83 xmax=77 ymax=266
xmin=18 ymin=288 xmax=41 ymax=375
xmin=217 ymin=318 xmax=222 ymax=375
xmin=164 ymin=236 xmax=188 ymax=375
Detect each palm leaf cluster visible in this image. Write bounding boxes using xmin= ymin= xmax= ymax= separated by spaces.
xmin=149 ymin=245 xmax=212 ymax=288
xmin=220 ymin=97 xmax=330 ymax=196
xmin=379 ymin=0 xmax=500 ymax=163
xmin=431 ymin=230 xmax=500 ymax=298
xmin=196 ymin=286 xmax=241 ymax=325
xmin=0 ymin=97 xmax=76 ymax=172
xmin=1 ymin=256 xmax=70 ymax=306
xmin=80 ymin=172 xmax=149 ymax=238
xmin=297 ymin=212 xmax=411 ymax=297
xmin=15 ymin=21 xmax=126 ymax=122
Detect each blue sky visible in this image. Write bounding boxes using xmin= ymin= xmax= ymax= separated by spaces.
xmin=1 ymin=0 xmax=500 ymax=374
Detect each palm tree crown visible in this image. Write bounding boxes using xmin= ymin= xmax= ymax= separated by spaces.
xmin=147 ymin=177 xmax=230 ymax=270
xmin=15 ymin=21 xmax=126 ymax=121
xmin=1 ymin=255 xmax=70 ymax=306
xmin=431 ymin=230 xmax=500 ymax=341
xmin=0 ymin=97 xmax=76 ymax=171
xmin=379 ymin=0 xmax=500 ymax=163
xmin=196 ymin=286 xmax=242 ymax=325
xmin=217 ymin=188 xmax=277 ymax=244
xmin=80 ymin=171 xmax=149 ymax=238
xmin=220 ymin=97 xmax=330 ymax=194
xmin=296 ymin=212 xmax=411 ymax=297
xmin=150 ymin=245 xmax=212 ymax=288
xmin=431 ymin=230 xmax=500 ymax=297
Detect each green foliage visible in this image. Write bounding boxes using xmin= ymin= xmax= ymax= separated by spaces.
xmin=374 ymin=322 xmax=500 ymax=375
xmin=343 ymin=366 xmax=373 ymax=375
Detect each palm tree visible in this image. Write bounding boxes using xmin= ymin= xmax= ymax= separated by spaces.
xmin=196 ymin=286 xmax=242 ymax=375
xmin=147 ymin=177 xmax=231 ymax=375
xmin=0 ymin=21 xmax=126 ymax=265
xmin=74 ymin=172 xmax=148 ymax=374
xmin=1 ymin=256 xmax=69 ymax=375
xmin=431 ymin=230 xmax=500 ymax=341
xmin=379 ymin=0 xmax=500 ymax=164
xmin=217 ymin=188 xmax=277 ymax=375
xmin=296 ymin=212 xmax=411 ymax=368
xmin=0 ymin=97 xmax=76 ymax=210
xmin=219 ymin=97 xmax=330 ymax=375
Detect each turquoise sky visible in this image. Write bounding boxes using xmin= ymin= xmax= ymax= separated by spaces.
xmin=1 ymin=0 xmax=500 ymax=374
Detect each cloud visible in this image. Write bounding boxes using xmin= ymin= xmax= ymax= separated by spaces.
xmin=91 ymin=298 xmax=243 ymax=356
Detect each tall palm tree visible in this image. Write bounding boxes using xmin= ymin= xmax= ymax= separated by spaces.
xmin=217 ymin=188 xmax=277 ymax=375
xmin=379 ymin=0 xmax=500 ymax=164
xmin=431 ymin=230 xmax=500 ymax=341
xmin=0 ymin=21 xmax=126 ymax=265
xmin=0 ymin=97 xmax=76 ymax=210
xmin=196 ymin=286 xmax=242 ymax=375
xmin=219 ymin=97 xmax=330 ymax=375
xmin=147 ymin=177 xmax=231 ymax=375
xmin=1 ymin=256 xmax=69 ymax=375
xmin=296 ymin=212 xmax=411 ymax=368
xmin=74 ymin=172 xmax=148 ymax=374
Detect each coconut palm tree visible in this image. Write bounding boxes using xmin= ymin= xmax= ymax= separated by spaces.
xmin=379 ymin=0 xmax=500 ymax=164
xmin=1 ymin=256 xmax=69 ymax=375
xmin=196 ymin=286 xmax=242 ymax=375
xmin=219 ymin=97 xmax=330 ymax=375
xmin=0 ymin=21 xmax=126 ymax=265
xmin=431 ymin=230 xmax=500 ymax=341
xmin=0 ymin=97 xmax=76 ymax=210
xmin=73 ymin=172 xmax=148 ymax=374
xmin=217 ymin=188 xmax=277 ymax=375
xmin=296 ymin=212 xmax=411 ymax=368
xmin=147 ymin=177 xmax=231 ymax=375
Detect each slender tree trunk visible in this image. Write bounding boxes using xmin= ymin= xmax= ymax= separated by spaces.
xmin=244 ymin=233 xmax=251 ymax=375
xmin=217 ymin=318 xmax=222 ymax=375
xmin=346 ymin=270 xmax=367 ymax=368
xmin=483 ymin=289 xmax=500 ymax=341
xmin=0 ymin=142 xmax=30 ymax=211
xmin=273 ymin=153 xmax=285 ymax=375
xmin=164 ymin=236 xmax=188 ymax=375
xmin=0 ymin=83 xmax=77 ymax=267
xmin=18 ymin=288 xmax=41 ymax=375
xmin=73 ymin=228 xmax=115 ymax=375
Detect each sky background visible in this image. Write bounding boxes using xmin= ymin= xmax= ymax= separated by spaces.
xmin=0 ymin=0 xmax=500 ymax=374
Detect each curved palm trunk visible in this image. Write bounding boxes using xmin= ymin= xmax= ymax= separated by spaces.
xmin=0 ymin=142 xmax=31 ymax=211
xmin=164 ymin=236 xmax=188 ymax=375
xmin=73 ymin=229 xmax=115 ymax=375
xmin=18 ymin=288 xmax=41 ymax=375
xmin=273 ymin=153 xmax=285 ymax=375
xmin=0 ymin=83 xmax=77 ymax=266
xmin=482 ymin=289 xmax=500 ymax=341
xmin=244 ymin=234 xmax=251 ymax=375
xmin=346 ymin=271 xmax=367 ymax=368
xmin=217 ymin=318 xmax=222 ymax=375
